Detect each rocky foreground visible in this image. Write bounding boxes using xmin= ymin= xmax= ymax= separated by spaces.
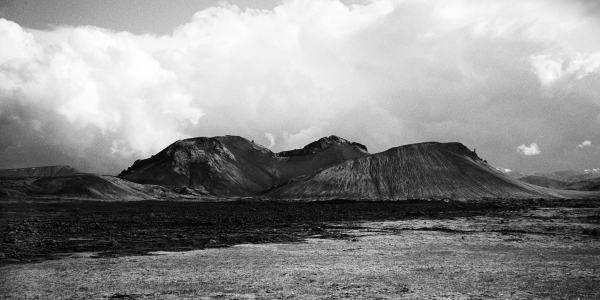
xmin=1 ymin=198 xmax=599 ymax=265
xmin=1 ymin=198 xmax=599 ymax=299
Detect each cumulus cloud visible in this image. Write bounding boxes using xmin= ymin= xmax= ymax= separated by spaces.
xmin=1 ymin=0 xmax=600 ymax=174
xmin=264 ymin=132 xmax=276 ymax=149
xmin=517 ymin=143 xmax=541 ymax=156
xmin=577 ymin=140 xmax=592 ymax=148
xmin=0 ymin=18 xmax=203 ymax=171
xmin=531 ymin=52 xmax=600 ymax=86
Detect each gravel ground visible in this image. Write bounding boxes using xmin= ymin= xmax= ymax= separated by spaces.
xmin=1 ymin=202 xmax=599 ymax=299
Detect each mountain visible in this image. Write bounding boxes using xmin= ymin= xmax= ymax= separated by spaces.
xmin=0 ymin=165 xmax=166 ymax=200
xmin=519 ymin=176 xmax=568 ymax=189
xmin=0 ymin=174 xmax=175 ymax=200
xmin=517 ymin=169 xmax=600 ymax=191
xmin=520 ymin=175 xmax=600 ymax=192
xmin=4 ymin=137 xmax=596 ymax=201
xmin=569 ymin=169 xmax=600 ymax=182
xmin=529 ymin=169 xmax=600 ymax=182
xmin=496 ymin=168 xmax=525 ymax=179
xmin=265 ymin=142 xmax=557 ymax=200
xmin=497 ymin=168 xmax=600 ymax=187
xmin=0 ymin=165 xmax=81 ymax=177
xmin=118 ymin=135 xmax=369 ymax=196
xmin=562 ymin=178 xmax=600 ymax=191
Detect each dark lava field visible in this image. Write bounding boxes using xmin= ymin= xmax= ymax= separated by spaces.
xmin=2 ymin=198 xmax=599 ymax=266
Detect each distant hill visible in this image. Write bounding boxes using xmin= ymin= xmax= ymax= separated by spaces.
xmin=0 ymin=174 xmax=176 ymax=200
xmin=517 ymin=169 xmax=600 ymax=192
xmin=520 ymin=175 xmax=600 ymax=192
xmin=562 ymin=178 xmax=600 ymax=191
xmin=264 ymin=142 xmax=556 ymax=200
xmin=496 ymin=168 xmax=525 ymax=179
xmin=496 ymin=167 xmax=600 ymax=183
xmin=0 ymin=165 xmax=81 ymax=177
xmin=529 ymin=169 xmax=600 ymax=182
xmin=519 ymin=176 xmax=568 ymax=189
xmin=0 ymin=165 xmax=170 ymax=200
xmin=32 ymin=175 xmax=175 ymax=200
xmin=118 ymin=135 xmax=369 ymax=197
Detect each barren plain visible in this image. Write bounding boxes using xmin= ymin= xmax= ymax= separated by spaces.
xmin=1 ymin=198 xmax=599 ymax=299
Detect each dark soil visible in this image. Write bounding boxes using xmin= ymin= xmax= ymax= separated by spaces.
xmin=1 ymin=198 xmax=599 ymax=266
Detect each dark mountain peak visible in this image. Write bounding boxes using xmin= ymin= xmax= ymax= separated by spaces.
xmin=168 ymin=135 xmax=268 ymax=155
xmin=118 ymin=136 xmax=236 ymax=177
xmin=400 ymin=141 xmax=469 ymax=151
xmin=381 ymin=142 xmax=482 ymax=162
xmin=438 ymin=142 xmax=482 ymax=160
xmin=277 ymin=135 xmax=368 ymax=157
xmin=213 ymin=135 xmax=274 ymax=154
xmin=173 ymin=137 xmax=233 ymax=158
xmin=118 ymin=134 xmax=369 ymax=196
xmin=214 ymin=135 xmax=251 ymax=142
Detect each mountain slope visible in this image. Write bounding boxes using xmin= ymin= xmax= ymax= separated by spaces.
xmin=0 ymin=165 xmax=81 ymax=177
xmin=527 ymin=169 xmax=600 ymax=182
xmin=519 ymin=173 xmax=600 ymax=192
xmin=519 ymin=176 xmax=568 ymax=189
xmin=496 ymin=168 xmax=525 ymax=179
xmin=118 ymin=135 xmax=369 ymax=196
xmin=0 ymin=174 xmax=174 ymax=200
xmin=266 ymin=142 xmax=555 ymax=200
xmin=563 ymin=178 xmax=600 ymax=191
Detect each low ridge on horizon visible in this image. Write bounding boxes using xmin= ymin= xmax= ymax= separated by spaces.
xmin=0 ymin=165 xmax=82 ymax=178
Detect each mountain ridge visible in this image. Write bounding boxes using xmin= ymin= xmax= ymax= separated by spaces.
xmin=3 ymin=136 xmax=599 ymax=200
xmin=0 ymin=165 xmax=81 ymax=178
xmin=118 ymin=136 xmax=600 ymax=199
xmin=276 ymin=135 xmax=368 ymax=157
xmin=118 ymin=135 xmax=369 ymax=196
xmin=265 ymin=141 xmax=558 ymax=200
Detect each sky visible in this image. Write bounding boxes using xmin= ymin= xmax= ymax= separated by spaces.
xmin=0 ymin=0 xmax=599 ymax=175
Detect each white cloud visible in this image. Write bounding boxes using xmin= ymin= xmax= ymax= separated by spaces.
xmin=264 ymin=132 xmax=275 ymax=148
xmin=1 ymin=0 xmax=600 ymax=173
xmin=283 ymin=125 xmax=326 ymax=151
xmin=531 ymin=52 xmax=600 ymax=86
xmin=577 ymin=140 xmax=592 ymax=148
xmin=517 ymin=143 xmax=541 ymax=156
xmin=0 ymin=19 xmax=203 ymax=166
